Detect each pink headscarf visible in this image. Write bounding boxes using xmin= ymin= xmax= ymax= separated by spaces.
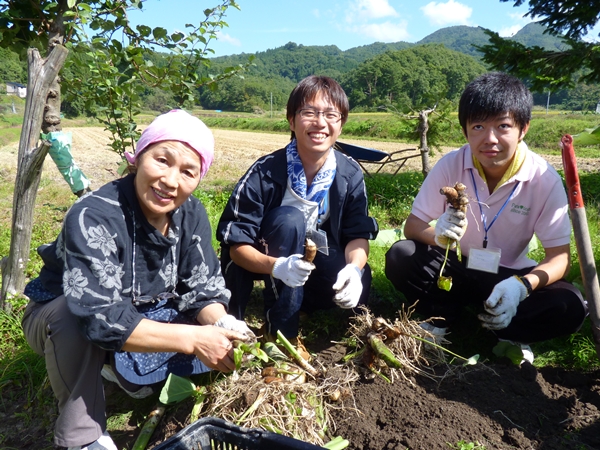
xmin=125 ymin=109 xmax=215 ymax=179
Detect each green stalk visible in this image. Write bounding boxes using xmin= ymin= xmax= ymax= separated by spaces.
xmin=131 ymin=405 xmax=166 ymax=450
xmin=367 ymin=333 xmax=402 ymax=368
xmin=190 ymin=387 xmax=207 ymax=423
xmin=369 ymin=366 xmax=391 ymax=383
xmin=342 ymin=346 xmax=366 ymax=362
xmin=324 ymin=436 xmax=350 ymax=450
xmin=440 ymin=242 xmax=450 ymax=274
xmin=410 ymin=334 xmax=479 ymax=365
xmin=237 ymin=389 xmax=266 ymax=424
xmin=437 ymin=243 xmax=453 ymax=291
xmin=275 ymin=330 xmax=320 ymax=377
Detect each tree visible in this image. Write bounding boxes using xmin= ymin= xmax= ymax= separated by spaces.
xmin=0 ymin=0 xmax=250 ymax=307
xmin=477 ymin=1 xmax=600 ymax=91
xmin=0 ymin=47 xmax=27 ymax=83
xmin=342 ymin=44 xmax=486 ymax=111
xmin=342 ymin=44 xmax=483 ymax=176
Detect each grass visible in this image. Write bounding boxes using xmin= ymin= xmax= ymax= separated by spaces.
xmin=1 ymin=113 xmax=600 ymax=447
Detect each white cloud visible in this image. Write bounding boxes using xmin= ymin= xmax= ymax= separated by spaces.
xmin=509 ymin=12 xmax=528 ymax=21
xmin=498 ymin=25 xmax=523 ymax=37
xmin=498 ymin=12 xmax=532 ymax=36
xmin=312 ymin=9 xmax=321 ymax=19
xmin=353 ymin=20 xmax=410 ymax=42
xmin=346 ymin=0 xmax=399 ymax=23
xmin=216 ymin=32 xmax=241 ymax=47
xmin=421 ymin=0 xmax=472 ymax=26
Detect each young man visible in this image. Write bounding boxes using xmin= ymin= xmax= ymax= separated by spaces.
xmin=385 ymin=72 xmax=587 ymax=361
xmin=217 ymin=75 xmax=379 ymax=339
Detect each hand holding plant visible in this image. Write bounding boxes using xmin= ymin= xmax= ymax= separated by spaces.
xmin=436 ymin=183 xmax=468 ymax=291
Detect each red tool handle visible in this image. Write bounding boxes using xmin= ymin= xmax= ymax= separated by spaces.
xmin=561 ymin=134 xmax=584 ymax=210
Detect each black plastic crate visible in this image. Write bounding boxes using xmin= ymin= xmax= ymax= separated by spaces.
xmin=152 ymin=417 xmax=325 ymax=450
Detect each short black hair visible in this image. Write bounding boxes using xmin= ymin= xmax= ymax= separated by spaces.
xmin=286 ymin=75 xmax=349 ymax=140
xmin=458 ymin=72 xmax=532 ymax=134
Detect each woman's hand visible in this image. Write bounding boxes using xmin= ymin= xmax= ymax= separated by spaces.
xmin=123 ymin=319 xmax=247 ymax=373
xmin=189 ymin=325 xmax=246 ymax=372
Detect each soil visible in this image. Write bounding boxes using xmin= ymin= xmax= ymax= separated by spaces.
xmin=1 ymin=127 xmax=600 ymax=450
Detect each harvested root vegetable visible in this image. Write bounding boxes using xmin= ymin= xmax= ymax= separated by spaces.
xmin=261 ymin=363 xmax=307 ymax=384
xmin=438 ymin=182 xmax=469 ymax=291
xmin=439 ymin=182 xmax=468 ymax=212
xmin=263 ymin=376 xmax=283 ymax=384
xmin=304 ymin=237 xmax=317 ymax=263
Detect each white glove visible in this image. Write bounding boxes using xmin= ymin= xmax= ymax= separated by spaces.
xmin=434 ymin=206 xmax=467 ymax=249
xmin=272 ymin=254 xmax=315 ymax=287
xmin=478 ymin=276 xmax=528 ymax=330
xmin=332 ymin=264 xmax=363 ymax=309
xmin=214 ymin=314 xmax=256 ymax=339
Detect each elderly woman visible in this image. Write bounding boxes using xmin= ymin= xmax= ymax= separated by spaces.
xmin=22 ymin=110 xmax=252 ymax=450
xmin=217 ymin=75 xmax=379 ymax=340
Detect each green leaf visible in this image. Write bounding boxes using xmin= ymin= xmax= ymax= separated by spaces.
xmin=465 ymin=354 xmax=480 ymax=365
xmin=262 ymin=342 xmax=289 ymax=362
xmin=117 ymin=160 xmax=129 ymax=176
xmin=153 ymin=27 xmax=168 ymax=40
xmin=573 ymin=126 xmax=600 ymax=146
xmin=67 ymin=0 xmax=77 ymax=8
xmin=233 ymin=347 xmax=243 ymax=371
xmin=492 ymin=341 xmax=523 ymax=366
xmin=437 ymin=275 xmax=452 ymax=291
xmin=248 ymin=342 xmax=269 ymax=362
xmin=159 ymin=373 xmax=196 ymax=405
xmin=284 ymin=391 xmax=297 ymax=405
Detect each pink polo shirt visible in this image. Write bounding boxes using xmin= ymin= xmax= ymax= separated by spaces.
xmin=411 ymin=143 xmax=570 ymax=269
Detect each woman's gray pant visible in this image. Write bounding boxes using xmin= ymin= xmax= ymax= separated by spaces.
xmin=22 ymin=295 xmax=107 ymax=448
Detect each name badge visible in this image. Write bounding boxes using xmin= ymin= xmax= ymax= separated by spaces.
xmin=467 ymin=247 xmax=501 ymax=274
xmin=309 ymin=229 xmax=329 ymax=256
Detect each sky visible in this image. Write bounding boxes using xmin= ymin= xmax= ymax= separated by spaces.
xmin=128 ymin=0 xmax=598 ymax=57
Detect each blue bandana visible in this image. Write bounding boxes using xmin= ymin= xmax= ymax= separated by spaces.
xmin=286 ymin=139 xmax=336 ymax=205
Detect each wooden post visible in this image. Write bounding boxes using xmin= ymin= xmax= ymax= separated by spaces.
xmin=1 ymin=45 xmax=68 ymax=307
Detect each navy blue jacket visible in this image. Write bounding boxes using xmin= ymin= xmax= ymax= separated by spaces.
xmin=217 ymin=147 xmax=378 ymax=252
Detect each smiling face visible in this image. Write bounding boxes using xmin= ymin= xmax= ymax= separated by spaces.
xmin=289 ymin=91 xmax=343 ymax=162
xmin=134 ymin=140 xmax=201 ymax=233
xmin=465 ymin=113 xmax=529 ymax=180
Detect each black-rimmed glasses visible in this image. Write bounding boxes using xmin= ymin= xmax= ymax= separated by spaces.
xmin=132 ymin=292 xmax=176 ymax=306
xmin=297 ymin=109 xmax=343 ymax=123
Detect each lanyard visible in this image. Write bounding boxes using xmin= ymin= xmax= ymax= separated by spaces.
xmin=469 ymin=169 xmax=519 ymax=248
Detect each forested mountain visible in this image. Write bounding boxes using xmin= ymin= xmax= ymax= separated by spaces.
xmin=200 ymin=22 xmax=567 ymax=112
xmin=208 ymin=41 xmax=414 ymax=81
xmin=341 ymin=44 xmax=487 ymax=111
xmin=208 ymin=22 xmax=563 ymax=82
xmin=416 ymin=26 xmax=489 ymax=58
xmin=510 ymin=22 xmax=566 ymax=51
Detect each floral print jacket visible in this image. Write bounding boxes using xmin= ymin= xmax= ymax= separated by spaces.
xmin=32 ymin=174 xmax=230 ymax=352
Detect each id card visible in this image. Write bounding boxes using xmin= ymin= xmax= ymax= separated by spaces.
xmin=467 ymin=247 xmax=501 ymax=274
xmin=308 ymin=229 xmax=329 ymax=256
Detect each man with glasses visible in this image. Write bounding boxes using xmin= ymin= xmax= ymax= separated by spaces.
xmin=217 ymin=75 xmax=379 ymax=341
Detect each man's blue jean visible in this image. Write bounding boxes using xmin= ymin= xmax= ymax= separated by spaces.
xmin=221 ymin=206 xmax=371 ymax=338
